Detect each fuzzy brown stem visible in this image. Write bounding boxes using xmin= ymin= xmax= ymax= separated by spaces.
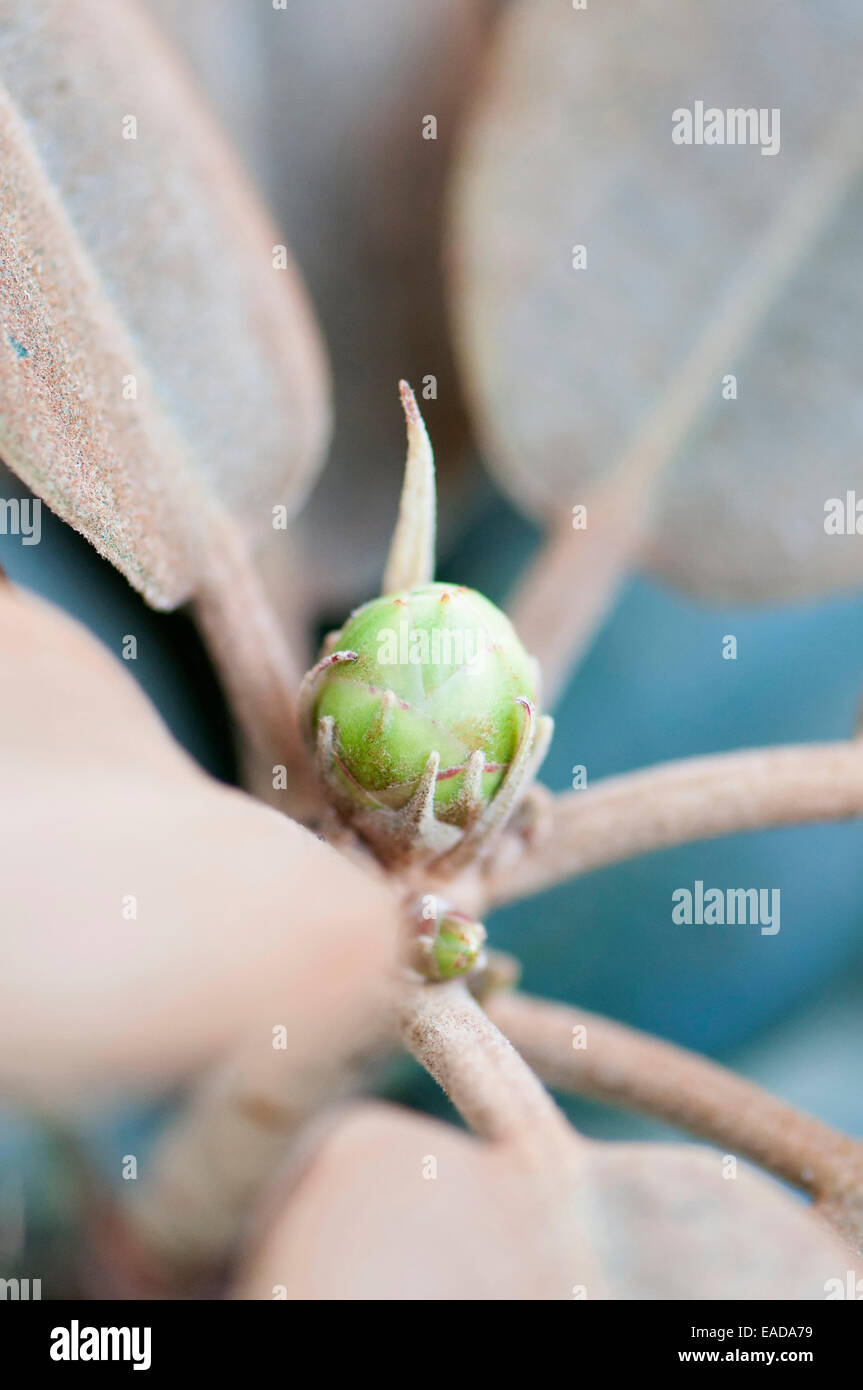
xmin=398 ymin=978 xmax=574 ymax=1160
xmin=485 ymin=742 xmax=863 ymax=908
xmin=489 ymin=990 xmax=863 ymax=1251
xmin=193 ymin=509 xmax=319 ymax=817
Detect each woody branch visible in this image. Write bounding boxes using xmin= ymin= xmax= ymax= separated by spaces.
xmin=483 ymin=741 xmax=863 ymax=909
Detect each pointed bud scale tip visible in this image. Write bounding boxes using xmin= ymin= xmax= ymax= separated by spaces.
xmin=382 ymin=381 xmax=436 ymax=595
xmin=398 ymin=378 xmax=420 ymax=424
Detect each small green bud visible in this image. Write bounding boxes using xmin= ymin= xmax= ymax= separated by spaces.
xmin=411 ymin=902 xmax=487 ymax=981
xmin=431 ymin=910 xmax=487 ymax=980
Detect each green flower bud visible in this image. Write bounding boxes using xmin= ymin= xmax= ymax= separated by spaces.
xmin=301 ymin=582 xmax=546 ymax=862
xmin=298 ymin=384 xmax=553 ymax=866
